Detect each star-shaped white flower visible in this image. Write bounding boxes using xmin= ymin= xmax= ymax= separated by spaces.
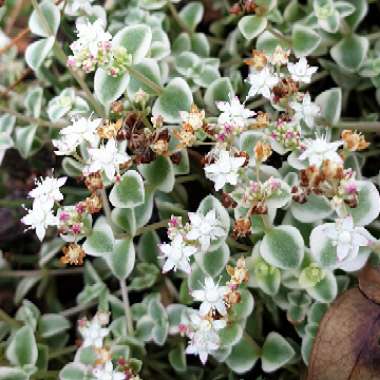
xmin=287 ymin=57 xmax=318 ymax=84
xmin=186 ymin=210 xmax=225 ymax=252
xmin=93 ymin=361 xmax=125 ymax=380
xmin=29 ymin=176 xmax=67 ymax=208
xmin=290 ymin=93 xmax=320 ymax=128
xmin=160 ymin=234 xmax=197 ymax=274
xmin=86 ymin=139 xmax=130 ymax=181
xmin=21 ymin=200 xmax=58 ymax=241
xmin=52 ymin=135 xmax=79 ymax=156
xmin=246 ymin=67 xmax=279 ymax=99
xmin=192 ymin=277 xmax=228 ymax=316
xmin=60 ymin=116 xmax=101 ymax=149
xmin=204 ymin=150 xmax=245 ymax=191
xmin=185 ymin=311 xmax=226 ymax=365
xmin=299 ymin=136 xmax=343 ymax=168
xmin=216 ymin=93 xmax=256 ymax=130
xmin=70 ymin=18 xmax=111 ymax=57
xmin=79 ymin=317 xmax=109 ymax=348
xmin=324 ymin=216 xmax=369 ymax=261
xmin=64 ymin=0 xmax=94 ymax=16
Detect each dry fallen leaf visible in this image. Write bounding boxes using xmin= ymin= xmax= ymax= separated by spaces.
xmin=307 ymin=264 xmax=380 ymax=380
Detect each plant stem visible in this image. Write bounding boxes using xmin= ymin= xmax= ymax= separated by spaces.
xmin=48 ymin=345 xmax=77 ymax=359
xmin=0 ymin=268 xmax=83 ymax=278
xmin=226 ymin=237 xmax=251 ymax=252
xmin=135 ymin=219 xmax=170 ymax=236
xmin=166 ymin=1 xmax=192 ymax=34
xmin=0 ymin=308 xmax=22 ymax=328
xmin=334 ymin=121 xmax=380 ymax=132
xmin=175 ymin=174 xmax=202 ymax=184
xmin=126 ymin=66 xmax=163 ymax=96
xmin=0 ymin=106 xmax=65 ymax=129
xmin=119 ymin=279 xmax=134 ymax=335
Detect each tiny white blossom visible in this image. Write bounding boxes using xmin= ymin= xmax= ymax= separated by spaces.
xmin=52 ymin=135 xmax=78 ymax=156
xmin=246 ymin=67 xmax=279 ymax=99
xmin=192 ymin=277 xmax=228 ymax=316
xmin=186 ymin=311 xmax=226 ymax=365
xmin=324 ymin=216 xmax=369 ymax=261
xmin=86 ymin=139 xmax=130 ymax=180
xmin=187 ymin=210 xmax=225 ymax=252
xmin=29 ymin=176 xmax=67 ymax=207
xmin=204 ymin=150 xmax=245 ymax=191
xmin=287 ymin=57 xmax=318 ymax=84
xmin=63 ymin=0 xmax=94 ymax=16
xmin=216 ymin=94 xmax=256 ymax=130
xmin=70 ymin=18 xmax=111 ymax=57
xmin=79 ymin=317 xmax=109 ymax=348
xmin=21 ymin=200 xmax=58 ymax=241
xmin=160 ymin=234 xmax=197 ymax=274
xmin=60 ymin=116 xmax=101 ymax=149
xmin=299 ymin=136 xmax=343 ymax=168
xmin=93 ymin=361 xmax=125 ymax=380
xmin=290 ymin=93 xmax=320 ymax=128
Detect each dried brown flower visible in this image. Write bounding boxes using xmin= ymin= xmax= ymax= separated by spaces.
xmin=61 ymin=243 xmax=86 ymax=266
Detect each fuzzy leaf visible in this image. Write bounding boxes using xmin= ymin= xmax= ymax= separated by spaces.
xmin=238 ymin=15 xmax=267 ymax=40
xmin=6 ymin=326 xmax=38 ymax=367
xmin=83 ymin=223 xmax=114 ymax=257
xmin=25 ymin=37 xmax=55 ymax=71
xmin=29 ymin=0 xmax=60 ymax=37
xmin=315 ymin=87 xmax=342 ymax=125
xmin=179 ymin=2 xmax=204 ymax=32
xmin=226 ymin=335 xmax=260 ymax=374
xmin=38 ymin=314 xmax=70 ymax=338
xmin=94 ymin=68 xmax=128 ymax=107
xmin=107 ymin=238 xmax=135 ymax=280
xmin=292 ymin=25 xmax=321 ymax=56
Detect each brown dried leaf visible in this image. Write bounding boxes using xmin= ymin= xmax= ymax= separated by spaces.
xmin=307 ymin=288 xmax=380 ymax=380
xmin=359 ymin=263 xmax=380 ymax=303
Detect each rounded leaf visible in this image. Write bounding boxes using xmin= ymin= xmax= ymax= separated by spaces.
xmin=59 ymin=363 xmax=88 ymax=380
xmin=152 ymin=77 xmax=193 ymax=123
xmin=315 ymin=87 xmax=342 ymax=125
xmin=179 ymin=2 xmax=204 ymax=32
xmin=305 ymin=271 xmax=338 ymax=303
xmin=292 ymin=24 xmax=321 ymax=56
xmin=25 ymin=37 xmax=55 ymax=71
xmin=291 ymin=193 xmax=333 ymax=223
xmin=260 ymin=226 xmax=304 ymax=269
xmin=195 ymin=243 xmax=230 ymax=278
xmin=109 ymin=170 xmax=145 ymax=208
xmin=107 ymin=238 xmax=136 ymax=280
xmin=238 ymin=15 xmax=267 ymax=40
xmin=6 ymin=326 xmax=38 ymax=367
xmin=226 ymin=335 xmax=260 ymax=374
xmin=38 ymin=314 xmax=70 ymax=338
xmin=83 ymin=223 xmax=114 ymax=257
xmin=29 ymin=0 xmax=60 ymax=37
xmin=126 ymin=59 xmax=161 ymax=97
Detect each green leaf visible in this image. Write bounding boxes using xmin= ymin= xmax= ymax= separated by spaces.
xmin=257 ymin=31 xmax=287 ymax=54
xmin=195 ymin=242 xmax=230 ymax=278
xmin=107 ymin=238 xmax=135 ymax=280
xmin=94 ymin=68 xmax=128 ymax=107
xmin=113 ymin=24 xmax=152 ymax=64
xmin=38 ymin=314 xmax=70 ymax=338
xmin=112 ymin=207 xmax=136 ymax=235
xmin=230 ymin=289 xmax=255 ymax=321
xmin=109 ymin=170 xmax=145 ymax=208
xmin=315 ymin=87 xmax=342 ymax=125
xmin=309 ymin=224 xmax=339 ymax=268
xmin=175 ymin=52 xmax=201 ymax=77
xmin=330 ymin=34 xmax=369 ymax=72
xmin=261 ymin=332 xmax=295 ymax=373
xmin=305 ymin=271 xmax=338 ymax=303
xmin=59 ymin=363 xmax=88 ymax=380
xmin=238 ymin=15 xmax=268 ymax=40
xmin=260 ymin=226 xmax=304 ymax=269
xmin=0 ymin=368 xmax=28 ymax=380
xmin=15 ymin=125 xmax=39 ymax=159
xmin=291 ymin=193 xmax=333 ymax=223
xmin=292 ymin=25 xmax=321 ymax=56
xmin=6 ymin=326 xmax=38 ymax=367
xmin=179 ymin=2 xmax=204 ymax=32
xmin=25 ymin=36 xmax=55 ymax=71
xmin=219 ymin=322 xmax=243 ymax=347
xmin=169 ymin=344 xmax=187 ymax=372
xmin=345 ymin=0 xmax=368 ymax=30
xmin=152 ymin=77 xmax=193 ymax=123
xmin=29 ymin=0 xmax=60 ymax=37
xmin=138 ymin=156 xmax=175 ymax=193
xmin=137 ymin=230 xmax=160 ymax=264
xmin=14 ymin=276 xmax=41 ymax=305
xmin=348 ymin=181 xmax=380 ymax=225
xmin=226 ymin=335 xmax=260 ymax=374
xmin=62 ymin=157 xmax=85 ymax=177
xmin=25 ymin=87 xmax=43 ymax=118
xmin=83 ymin=222 xmax=114 ymax=257
xmin=204 ymin=77 xmax=234 ymax=114
xmin=126 ymin=58 xmax=161 ymax=97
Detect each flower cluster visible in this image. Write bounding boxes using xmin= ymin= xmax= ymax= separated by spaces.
xmin=68 ymin=19 xmax=131 ymax=77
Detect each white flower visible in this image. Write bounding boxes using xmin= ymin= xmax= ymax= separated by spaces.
xmin=186 ymin=311 xmax=226 ymax=364
xmin=287 ymin=57 xmax=318 ymax=84
xmin=299 ymin=136 xmax=343 ymax=168
xmin=70 ymin=18 xmax=111 ymax=57
xmin=86 ymin=139 xmax=130 ymax=180
xmin=290 ymin=93 xmax=320 ymax=128
xmin=93 ymin=361 xmax=125 ymax=380
xmin=160 ymin=234 xmax=197 ymax=274
xmin=29 ymin=176 xmax=67 ymax=207
xmin=179 ymin=106 xmax=205 ymax=131
xmin=204 ymin=150 xmax=245 ymax=191
xmin=192 ymin=277 xmax=228 ymax=316
xmin=216 ymin=94 xmax=256 ymax=130
xmin=52 ymin=135 xmax=78 ymax=156
xmin=64 ymin=0 xmax=94 ymax=16
xmin=79 ymin=317 xmax=109 ymax=348
xmin=186 ymin=210 xmax=225 ymax=252
xmin=324 ymin=216 xmax=369 ymax=261
xmin=246 ymin=67 xmax=279 ymax=99
xmin=60 ymin=116 xmax=101 ymax=148
xmin=21 ymin=200 xmax=58 ymax=241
